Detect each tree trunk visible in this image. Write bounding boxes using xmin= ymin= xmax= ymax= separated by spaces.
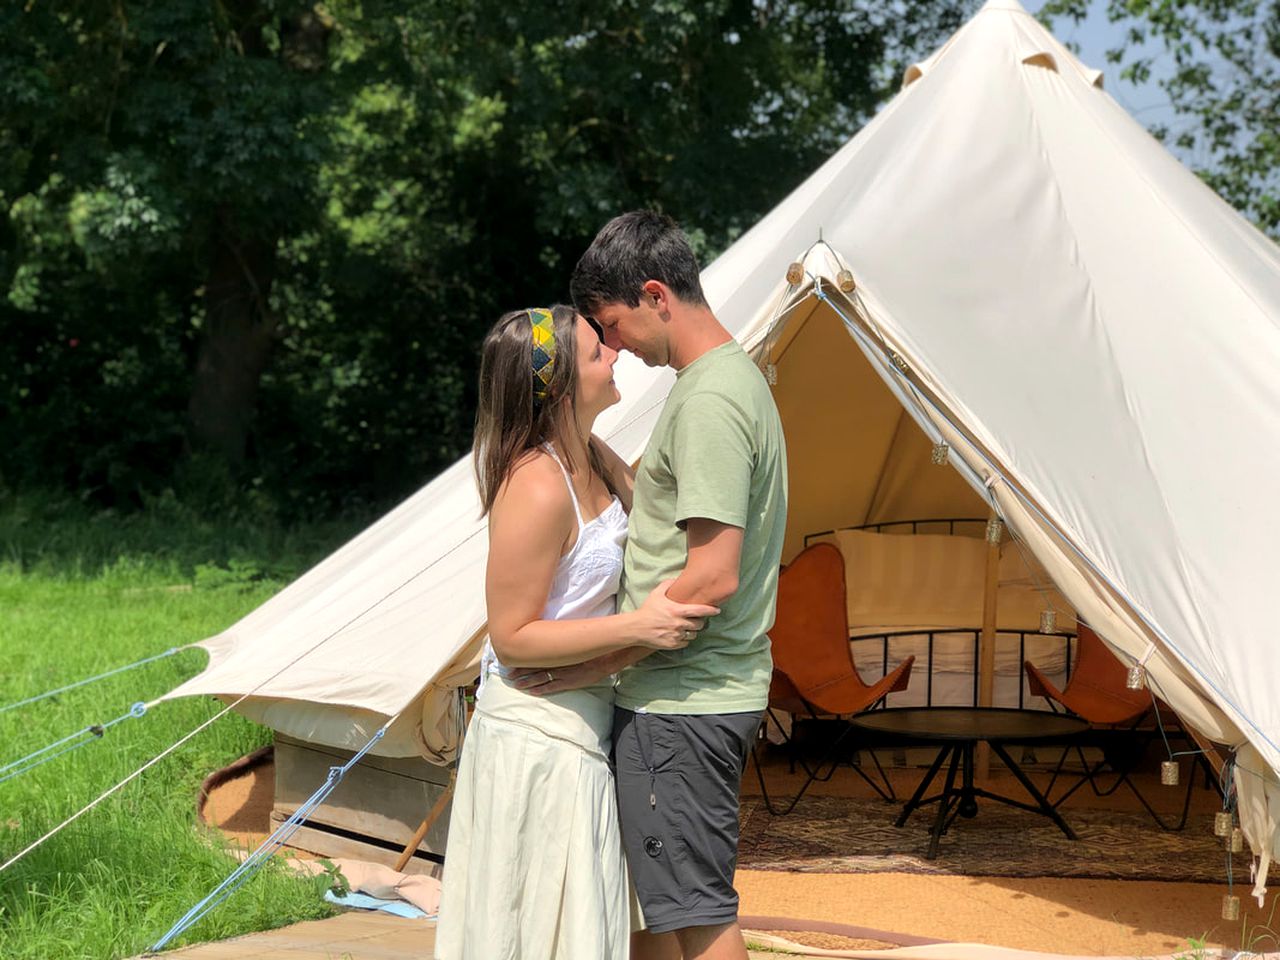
xmin=185 ymin=7 xmax=331 ymax=465
xmin=187 ymin=218 xmax=277 ymax=465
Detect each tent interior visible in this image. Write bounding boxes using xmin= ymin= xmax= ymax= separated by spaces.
xmin=758 ymin=286 xmax=1079 ymax=713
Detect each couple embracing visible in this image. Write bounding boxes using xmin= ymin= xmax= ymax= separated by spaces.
xmin=436 ymin=211 xmax=788 ymax=960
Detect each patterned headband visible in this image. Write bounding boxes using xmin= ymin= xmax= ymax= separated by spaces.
xmin=527 ymin=308 xmax=557 ymax=401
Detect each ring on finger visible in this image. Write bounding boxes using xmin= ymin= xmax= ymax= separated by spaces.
xmin=545 ymin=670 xmax=554 ymax=684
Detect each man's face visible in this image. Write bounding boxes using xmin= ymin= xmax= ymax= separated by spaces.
xmin=591 ymin=296 xmax=669 ymax=368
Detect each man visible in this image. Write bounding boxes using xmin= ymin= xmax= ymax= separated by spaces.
xmin=520 ymin=210 xmax=787 ymax=960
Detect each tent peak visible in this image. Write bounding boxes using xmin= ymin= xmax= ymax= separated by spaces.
xmin=903 ymin=0 xmax=1104 ymax=90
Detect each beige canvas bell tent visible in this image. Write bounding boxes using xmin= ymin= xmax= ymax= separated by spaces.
xmin=165 ymin=0 xmax=1280 ymax=897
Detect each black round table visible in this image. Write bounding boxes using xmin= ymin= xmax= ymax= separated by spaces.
xmin=849 ymin=707 xmax=1088 ymax=859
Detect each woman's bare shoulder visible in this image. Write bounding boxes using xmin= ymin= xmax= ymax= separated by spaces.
xmin=493 ymin=448 xmax=571 ymax=517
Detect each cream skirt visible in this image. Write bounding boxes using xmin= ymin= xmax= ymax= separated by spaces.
xmin=434 ymin=675 xmax=636 ymax=959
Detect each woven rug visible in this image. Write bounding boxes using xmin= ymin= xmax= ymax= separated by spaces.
xmin=738 ymin=796 xmax=1247 ymax=883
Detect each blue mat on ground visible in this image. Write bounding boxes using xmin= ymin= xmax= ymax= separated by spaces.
xmin=324 ymin=889 xmax=431 ymax=919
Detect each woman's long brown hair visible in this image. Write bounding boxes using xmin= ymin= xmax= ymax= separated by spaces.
xmin=473 ymin=304 xmax=615 ymax=514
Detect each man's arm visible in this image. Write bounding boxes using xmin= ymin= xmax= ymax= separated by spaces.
xmin=487 ymin=457 xmax=715 ymax=670
xmin=666 ymin=517 xmax=743 ymax=607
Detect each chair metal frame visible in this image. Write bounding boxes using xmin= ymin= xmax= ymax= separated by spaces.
xmin=753 ymin=686 xmax=901 ymax=815
xmin=751 ymin=543 xmax=914 ymax=816
xmin=1025 ymin=625 xmax=1216 ymax=831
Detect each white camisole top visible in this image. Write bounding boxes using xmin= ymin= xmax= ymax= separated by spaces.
xmin=480 ymin=445 xmax=628 ymax=687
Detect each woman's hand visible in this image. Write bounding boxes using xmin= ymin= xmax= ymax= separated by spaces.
xmin=631 ymin=578 xmax=719 ymax=650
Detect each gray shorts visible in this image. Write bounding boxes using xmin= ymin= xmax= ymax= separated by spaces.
xmin=612 ymin=707 xmax=763 ymax=934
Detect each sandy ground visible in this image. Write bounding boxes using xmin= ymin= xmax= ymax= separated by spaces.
xmin=737 ymin=872 xmax=1237 ymax=955
xmin=200 ymin=747 xmax=1273 ymax=957
xmin=740 ymin=758 xmax=1262 ymax=956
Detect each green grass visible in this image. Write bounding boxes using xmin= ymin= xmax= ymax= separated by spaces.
xmin=0 ymin=492 xmax=368 ymax=959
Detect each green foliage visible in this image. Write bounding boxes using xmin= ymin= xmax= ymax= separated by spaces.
xmin=0 ymin=489 xmax=365 ymax=580
xmin=0 ymin=1 xmax=976 ymax=518
xmin=316 ymin=858 xmax=351 ymax=897
xmin=1238 ymin=892 xmax=1280 ymax=954
xmin=1173 ymin=933 xmax=1211 ymax=960
xmin=1040 ymin=0 xmax=1279 ymax=239
xmin=0 ymin=501 xmax=356 ymax=958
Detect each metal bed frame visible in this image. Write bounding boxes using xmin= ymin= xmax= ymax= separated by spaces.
xmin=802 ymin=518 xmax=1076 ymax=709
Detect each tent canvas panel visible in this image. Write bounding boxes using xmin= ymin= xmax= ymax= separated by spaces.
xmin=766 ymin=296 xmax=987 ymax=560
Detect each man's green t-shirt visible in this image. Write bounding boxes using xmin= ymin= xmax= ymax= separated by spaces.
xmin=617 ymin=339 xmax=788 ymax=714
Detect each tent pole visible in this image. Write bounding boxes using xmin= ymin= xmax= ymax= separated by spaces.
xmin=393 ymin=770 xmax=456 ymax=872
xmin=976 ymin=510 xmax=1001 ymax=780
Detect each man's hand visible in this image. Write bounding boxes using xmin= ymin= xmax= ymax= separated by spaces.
xmin=509 ymin=655 xmax=617 ymax=696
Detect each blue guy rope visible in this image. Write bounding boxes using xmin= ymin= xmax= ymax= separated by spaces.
xmin=1 ymin=527 xmax=480 ymax=879
xmin=0 ymin=647 xmax=186 ymax=716
xmin=0 ymin=702 xmax=149 ymax=787
xmin=148 ymin=722 xmax=391 ymax=952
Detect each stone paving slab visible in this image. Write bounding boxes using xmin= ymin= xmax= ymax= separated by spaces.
xmin=132 ymin=913 xmax=817 ymax=959
xmin=131 ymin=911 xmax=434 ymax=959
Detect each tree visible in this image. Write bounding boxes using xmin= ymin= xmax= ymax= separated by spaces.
xmin=0 ymin=2 xmax=350 ymax=498
xmin=1041 ymin=0 xmax=1279 ymax=239
xmin=185 ymin=4 xmax=337 ymax=467
xmin=0 ymin=1 xmax=978 ymax=516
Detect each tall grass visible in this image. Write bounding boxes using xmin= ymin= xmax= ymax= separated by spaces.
xmin=0 ymin=492 xmax=369 ymax=959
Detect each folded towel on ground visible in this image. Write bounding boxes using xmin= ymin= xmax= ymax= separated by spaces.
xmin=323 ymin=889 xmax=430 ymax=919
xmin=296 ymin=857 xmax=443 ymax=915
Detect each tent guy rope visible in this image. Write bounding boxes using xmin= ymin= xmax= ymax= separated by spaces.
xmin=0 ymin=700 xmax=151 ymax=787
xmin=148 ymin=720 xmax=394 ymax=952
xmin=0 ymin=524 xmax=481 ymax=876
xmin=0 ymin=696 xmax=248 ymax=875
xmin=0 ymin=646 xmax=189 ymax=716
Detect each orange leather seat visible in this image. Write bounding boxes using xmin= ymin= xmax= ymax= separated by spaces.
xmin=1025 ymin=624 xmax=1148 ymax=726
xmin=772 ymin=543 xmax=914 ymax=715
xmin=753 ymin=543 xmax=914 ymax=814
xmin=1024 ymin=624 xmax=1208 ymax=830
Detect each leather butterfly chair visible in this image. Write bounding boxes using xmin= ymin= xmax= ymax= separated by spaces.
xmin=1025 ymin=624 xmax=1200 ymax=830
xmin=753 ymin=542 xmax=914 ymax=815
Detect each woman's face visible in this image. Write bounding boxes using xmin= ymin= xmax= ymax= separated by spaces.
xmin=572 ymin=314 xmax=620 ymax=417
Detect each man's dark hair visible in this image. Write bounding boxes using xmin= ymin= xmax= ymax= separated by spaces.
xmin=571 ymin=210 xmax=708 ymax=316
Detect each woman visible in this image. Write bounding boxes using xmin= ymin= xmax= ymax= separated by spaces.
xmin=435 ymin=305 xmax=716 ymax=959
